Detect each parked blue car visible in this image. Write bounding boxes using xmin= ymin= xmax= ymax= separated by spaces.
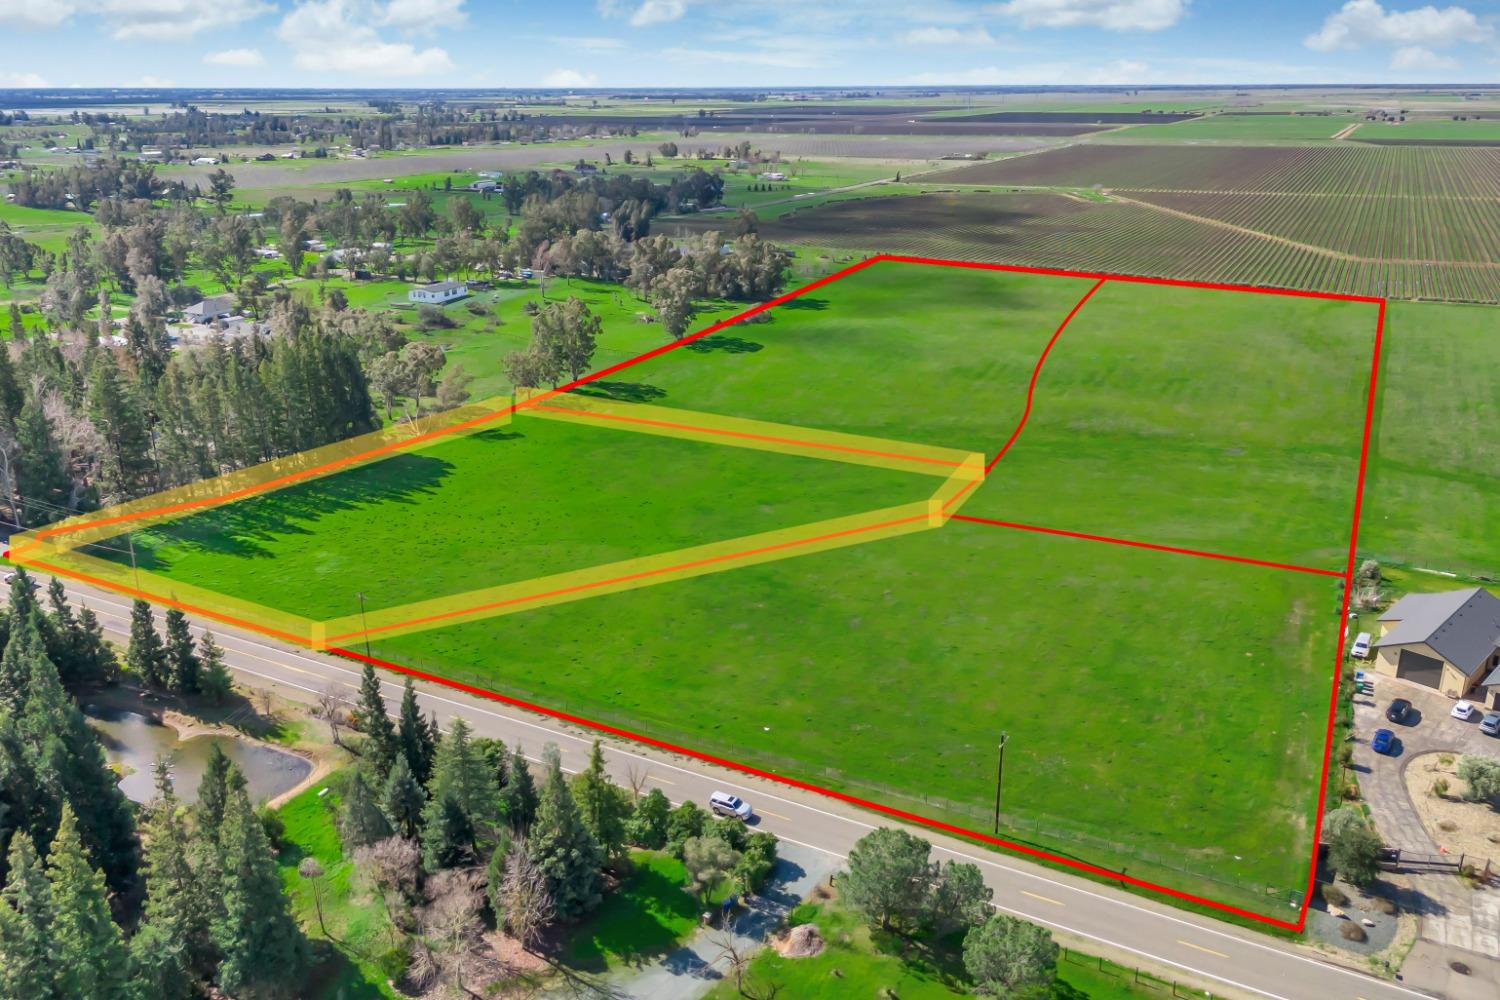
xmin=1371 ymin=728 xmax=1396 ymax=754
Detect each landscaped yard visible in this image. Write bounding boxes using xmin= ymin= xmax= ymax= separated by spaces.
xmin=560 ymin=850 xmax=728 ymax=973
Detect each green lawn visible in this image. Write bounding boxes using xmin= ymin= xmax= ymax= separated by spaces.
xmin=109 ymin=416 xmax=934 ymax=619
xmin=560 ymin=850 xmax=727 ymax=972
xmin=275 ymin=773 xmax=402 ymax=999
xmin=703 ymin=900 xmax=1167 ymax=999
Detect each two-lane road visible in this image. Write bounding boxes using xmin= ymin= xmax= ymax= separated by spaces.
xmin=42 ymin=575 xmax=1434 ymax=1000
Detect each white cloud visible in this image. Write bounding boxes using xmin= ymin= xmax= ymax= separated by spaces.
xmin=1391 ymin=44 xmax=1459 ymax=69
xmin=0 ymin=0 xmax=272 ymax=38
xmin=542 ymin=68 xmax=599 ymax=88
xmin=1305 ymin=1 xmax=1487 ymax=51
xmin=100 ymin=0 xmax=275 ymax=41
xmin=204 ymin=48 xmax=266 ymax=68
xmin=991 ymin=0 xmax=1187 ymax=32
xmin=630 ymin=0 xmax=686 ymax=25
xmin=599 ymin=0 xmax=689 ymax=26
xmin=1 ymin=71 xmax=52 ymax=86
xmin=0 ymin=0 xmax=76 ymax=29
xmin=279 ymin=0 xmax=456 ymax=77
xmin=906 ymin=57 xmax=1151 ymax=84
xmin=900 ymin=26 xmax=999 ymax=46
xmin=378 ymin=0 xmax=466 ymax=33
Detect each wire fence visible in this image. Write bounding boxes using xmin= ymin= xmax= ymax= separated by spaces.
xmin=370 ymin=648 xmax=1305 ymax=919
xmin=1060 ymin=946 xmax=1217 ymax=999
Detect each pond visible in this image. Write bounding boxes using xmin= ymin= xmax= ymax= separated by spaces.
xmin=85 ymin=707 xmax=312 ymax=805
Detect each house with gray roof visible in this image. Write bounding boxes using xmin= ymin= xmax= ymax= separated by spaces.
xmin=1372 ymin=587 xmax=1500 ymax=701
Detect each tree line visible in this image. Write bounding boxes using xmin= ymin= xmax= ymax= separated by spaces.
xmin=0 ymin=567 xmax=310 ymax=998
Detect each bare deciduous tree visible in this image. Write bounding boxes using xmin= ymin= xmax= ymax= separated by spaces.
xmin=314 ymin=681 xmax=349 ymax=747
xmin=354 ymin=835 xmax=421 ymax=940
xmin=298 ymin=857 xmax=329 ymax=938
xmin=500 ymin=843 xmax=554 ymax=953
xmin=625 ymin=763 xmax=649 ymax=803
xmin=709 ymin=924 xmax=783 ymax=1000
xmin=410 ymin=868 xmax=486 ymax=998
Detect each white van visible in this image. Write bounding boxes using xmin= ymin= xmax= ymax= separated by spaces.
xmin=709 ymin=791 xmax=752 ymax=821
xmin=1350 ymin=632 xmax=1372 ymax=659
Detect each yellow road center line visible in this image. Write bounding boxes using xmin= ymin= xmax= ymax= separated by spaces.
xmin=755 ymin=809 xmax=791 ymax=821
xmin=1021 ymin=890 xmax=1064 ymax=906
xmin=1177 ymin=940 xmax=1229 ymax=959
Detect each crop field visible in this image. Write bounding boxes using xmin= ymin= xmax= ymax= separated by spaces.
xmin=935 ymin=142 xmax=1500 ymax=196
xmin=757 ymin=179 xmax=1500 ymax=302
xmin=14 ymin=260 xmax=1381 ymax=921
xmin=1103 ymin=113 xmax=1357 ymax=142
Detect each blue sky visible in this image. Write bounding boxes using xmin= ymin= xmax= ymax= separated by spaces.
xmin=0 ymin=1 xmax=1496 ymax=89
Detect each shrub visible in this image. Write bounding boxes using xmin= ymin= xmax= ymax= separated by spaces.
xmin=1458 ymin=756 xmax=1500 ymax=803
xmin=1439 ymin=819 xmax=1459 ymax=832
xmin=417 ymin=304 xmax=456 ymax=329
xmin=1321 ymin=883 xmax=1349 ymax=907
xmin=787 ymin=902 xmax=820 ymax=928
xmin=257 ymin=805 xmax=286 ymax=849
xmin=1340 ymin=922 xmax=1368 ymax=943
xmin=1432 ymin=778 xmax=1450 ymax=798
xmin=734 ymin=831 xmax=778 ymax=894
xmin=1375 ymin=897 xmax=1398 ymax=915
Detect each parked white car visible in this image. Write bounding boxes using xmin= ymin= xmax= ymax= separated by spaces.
xmin=1452 ymin=700 xmax=1477 ymax=721
xmin=1350 ymin=632 xmax=1372 ymax=659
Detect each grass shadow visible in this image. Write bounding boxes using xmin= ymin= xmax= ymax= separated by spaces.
xmin=557 ymin=857 xmax=701 ymax=974
xmin=572 ymin=381 xmax=667 ymax=403
xmin=686 ymin=335 xmax=764 ymax=354
xmin=777 ymin=296 xmax=830 ymax=310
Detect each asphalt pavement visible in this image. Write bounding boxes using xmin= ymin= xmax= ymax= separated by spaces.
xmin=39 ymin=574 xmax=1445 ymax=1000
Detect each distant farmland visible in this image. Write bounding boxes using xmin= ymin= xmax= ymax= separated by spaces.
xmin=753 ymin=190 xmax=1500 ymax=302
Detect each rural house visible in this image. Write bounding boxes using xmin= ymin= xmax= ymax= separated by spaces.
xmin=1371 ymin=587 xmax=1500 ymax=699
xmin=182 ymin=295 xmax=234 ymax=324
xmin=408 ymin=280 xmax=469 ymax=304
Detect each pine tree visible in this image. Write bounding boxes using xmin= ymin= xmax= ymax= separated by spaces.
xmin=338 ymin=769 xmax=392 ymax=850
xmin=87 ymin=350 xmax=156 ymax=502
xmin=16 ymin=638 xmax=140 ymax=896
xmin=127 ymin=599 xmax=167 ymax=689
xmin=46 ymin=804 xmax=131 ymax=1000
xmin=500 ymin=743 xmax=539 ymax=833
xmin=131 ymin=761 xmax=205 ymax=999
xmin=0 ymin=833 xmax=58 ymax=999
xmin=396 ymin=676 xmax=435 ymax=785
xmin=0 ymin=329 xmax=27 ymax=430
xmin=212 ymin=784 xmax=308 ymax=999
xmin=0 ymin=608 xmax=45 ymax=712
xmin=73 ymin=606 xmax=116 ymax=686
xmin=353 ymin=661 xmax=395 ymax=778
xmin=382 ymin=753 xmax=426 ymax=839
xmin=571 ymin=740 xmax=628 ymax=866
xmin=527 ymin=750 xmax=602 ymax=920
xmin=197 ymin=631 xmax=233 ymax=705
xmin=14 ymin=396 xmax=72 ymax=527
xmin=163 ymin=608 xmax=200 ymax=695
xmin=196 ymin=742 xmax=246 ymax=847
xmin=420 ymin=792 xmax=474 ymax=872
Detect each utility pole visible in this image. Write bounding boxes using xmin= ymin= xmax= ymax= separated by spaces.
xmin=356 ymin=591 xmax=371 ymax=658
xmin=994 ymin=731 xmax=1010 ymax=835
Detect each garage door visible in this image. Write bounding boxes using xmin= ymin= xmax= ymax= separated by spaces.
xmin=1396 ymin=649 xmax=1445 ymax=688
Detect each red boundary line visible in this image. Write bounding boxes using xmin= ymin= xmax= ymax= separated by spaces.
xmin=33 ymin=255 xmax=1385 ymax=933
xmin=987 ymin=277 xmax=1105 ymax=474
xmin=950 ymin=515 xmax=1345 ymax=578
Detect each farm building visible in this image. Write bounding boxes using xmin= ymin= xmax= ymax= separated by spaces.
xmin=182 ymin=295 xmax=234 ymax=324
xmin=1370 ymin=587 xmax=1500 ymax=700
xmin=409 ymin=281 xmax=469 ymax=304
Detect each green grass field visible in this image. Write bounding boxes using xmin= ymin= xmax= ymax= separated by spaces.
xmin=561 ymin=850 xmax=729 ymax=972
xmin=107 ymin=417 xmax=932 ymax=619
xmin=81 ymin=263 xmax=1361 ymax=916
xmin=1363 ymin=300 xmax=1500 ymax=576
